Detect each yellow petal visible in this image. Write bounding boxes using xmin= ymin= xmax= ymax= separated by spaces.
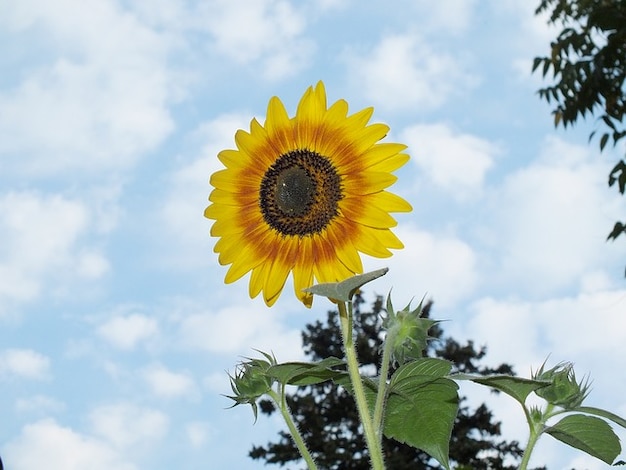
xmin=217 ymin=149 xmax=245 ymax=167
xmin=326 ymin=221 xmax=363 ymax=273
xmin=345 ymin=123 xmax=390 ymax=153
xmin=368 ymin=191 xmax=413 ymax=213
xmin=340 ymin=197 xmax=398 ymax=228
xmin=342 ymin=171 xmax=398 ymax=195
xmin=234 ymin=127 xmax=257 ymax=156
xmin=263 ymin=237 xmax=298 ymax=304
xmin=359 ymin=144 xmax=409 ymax=170
xmin=345 ymin=106 xmax=374 ymax=129
xmin=249 ymin=261 xmax=270 ymax=299
xmin=209 ymin=168 xmax=261 ymax=191
xmin=352 ymin=227 xmax=395 ymax=258
xmin=325 ymin=99 xmax=349 ymax=124
xmin=265 ymin=96 xmax=290 ymax=134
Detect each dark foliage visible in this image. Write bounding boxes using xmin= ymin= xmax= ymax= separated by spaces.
xmin=533 ymin=0 xmax=626 ymax=258
xmin=250 ymin=295 xmax=538 ymax=469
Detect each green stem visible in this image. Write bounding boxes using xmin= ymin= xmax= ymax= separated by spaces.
xmin=338 ymin=301 xmax=386 ymax=470
xmin=268 ymin=387 xmax=318 ymax=470
xmin=518 ymin=421 xmax=541 ymax=470
xmin=519 ymin=404 xmax=553 ymax=470
xmin=373 ymin=326 xmax=396 ymax=437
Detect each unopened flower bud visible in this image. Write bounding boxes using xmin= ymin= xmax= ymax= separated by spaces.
xmin=383 ymin=295 xmax=439 ymax=365
xmin=226 ymin=351 xmax=276 ymax=420
xmin=533 ymin=361 xmax=590 ymax=409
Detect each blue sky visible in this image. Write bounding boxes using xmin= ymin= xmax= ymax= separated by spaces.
xmin=1 ymin=1 xmax=625 ymax=469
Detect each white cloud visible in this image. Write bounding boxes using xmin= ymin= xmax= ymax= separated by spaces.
xmin=3 ymin=419 xmax=135 ymax=470
xmin=0 ymin=348 xmax=51 ymax=381
xmin=362 ymin=225 xmax=478 ymax=310
xmin=202 ymin=371 xmax=230 ymax=395
xmin=402 ymin=123 xmax=497 ymax=199
xmin=125 ymin=0 xmax=189 ymax=31
xmin=345 ymin=32 xmax=476 ymax=112
xmin=410 ymin=0 xmax=477 ymax=35
xmin=464 ymin=297 xmax=542 ymax=369
xmin=463 ymin=288 xmax=626 ymax=391
xmin=142 ymin=363 xmax=197 ymax=399
xmin=97 ymin=314 xmax=158 ymax=350
xmin=15 ymin=395 xmax=66 ymax=414
xmin=200 ymin=0 xmax=314 ymax=80
xmin=159 ymin=113 xmax=253 ymax=270
xmin=0 ymin=192 xmax=87 ymax=271
xmin=177 ymin=303 xmax=304 ymax=360
xmin=0 ymin=191 xmax=107 ymax=314
xmin=89 ymin=403 xmax=169 ymax=450
xmin=564 ymin=455 xmax=607 ymax=470
xmin=0 ymin=0 xmax=176 ymax=176
xmin=305 ymin=0 xmax=350 ymax=12
xmin=185 ymin=421 xmax=214 ymax=448
xmin=491 ymin=0 xmax=561 ymax=83
xmin=486 ymin=136 xmax=623 ymax=295
xmin=76 ymin=251 xmax=110 ymax=279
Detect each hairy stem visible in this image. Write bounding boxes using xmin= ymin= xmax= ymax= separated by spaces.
xmin=373 ymin=326 xmax=396 ymax=438
xmin=268 ymin=387 xmax=318 ymax=470
xmin=518 ymin=424 xmax=540 ymax=470
xmin=338 ymin=301 xmax=386 ymax=470
xmin=519 ymin=404 xmax=553 ymax=470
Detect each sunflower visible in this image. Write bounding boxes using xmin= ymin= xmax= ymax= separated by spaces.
xmin=204 ymin=81 xmax=412 ymax=307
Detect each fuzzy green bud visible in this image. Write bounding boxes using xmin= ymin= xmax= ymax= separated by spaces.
xmin=383 ymin=295 xmax=439 ymax=365
xmin=226 ymin=351 xmax=276 ymax=420
xmin=533 ymin=361 xmax=590 ymax=409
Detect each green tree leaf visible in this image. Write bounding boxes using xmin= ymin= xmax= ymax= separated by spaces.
xmin=609 ymin=160 xmax=626 ymax=194
xmin=607 ymin=221 xmax=626 ymax=241
xmin=385 ymin=358 xmax=459 ymax=470
xmin=600 ymin=132 xmax=610 ymax=151
xmin=545 ymin=414 xmax=621 ymax=464
xmin=452 ymin=373 xmax=550 ymax=406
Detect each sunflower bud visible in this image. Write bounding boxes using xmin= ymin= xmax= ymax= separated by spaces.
xmin=533 ymin=361 xmax=590 ymax=409
xmin=383 ymin=295 xmax=439 ymax=365
xmin=227 ymin=351 xmax=276 ymax=420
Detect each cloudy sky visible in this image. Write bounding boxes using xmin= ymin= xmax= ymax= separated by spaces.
xmin=1 ymin=0 xmax=625 ymax=469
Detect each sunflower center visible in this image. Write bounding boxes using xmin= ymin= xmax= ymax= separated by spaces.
xmin=275 ymin=166 xmax=314 ymax=217
xmin=259 ymin=149 xmax=343 ymax=237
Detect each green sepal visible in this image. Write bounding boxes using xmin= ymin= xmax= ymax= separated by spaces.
xmin=225 ymin=350 xmax=277 ymax=421
xmin=533 ymin=361 xmax=591 ymax=409
xmin=545 ymin=414 xmax=622 ymax=465
xmin=384 ymin=294 xmax=439 ymax=364
xmin=303 ymin=268 xmax=388 ymax=301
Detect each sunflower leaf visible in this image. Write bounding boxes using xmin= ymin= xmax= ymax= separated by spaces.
xmin=303 ymin=268 xmax=389 ymax=301
xmin=266 ymin=357 xmax=346 ymax=386
xmin=384 ymin=358 xmax=459 ymax=470
xmin=451 ymin=373 xmax=550 ymax=406
xmin=575 ymin=406 xmax=626 ymax=429
xmin=545 ymin=414 xmax=621 ymax=464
